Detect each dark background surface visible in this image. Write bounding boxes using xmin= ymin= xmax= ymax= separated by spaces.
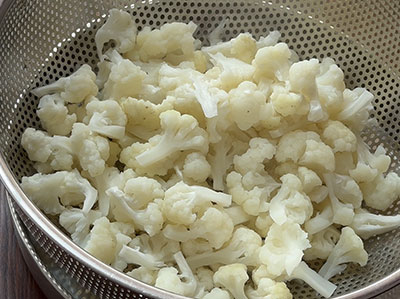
xmin=0 ymin=184 xmax=46 ymax=299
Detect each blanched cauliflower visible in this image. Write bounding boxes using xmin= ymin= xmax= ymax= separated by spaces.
xmin=21 ymin=13 xmax=400 ymax=299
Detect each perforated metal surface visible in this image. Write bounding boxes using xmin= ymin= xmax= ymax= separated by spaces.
xmin=1 ymin=0 xmax=400 ymax=298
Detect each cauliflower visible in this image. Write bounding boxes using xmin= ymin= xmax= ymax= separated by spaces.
xmin=361 ymin=172 xmax=400 ymax=211
xmin=154 ymin=251 xmax=198 ymax=297
xmin=304 ymin=202 xmax=333 ymax=235
xmin=270 ymin=84 xmax=308 ymax=117
xmin=321 ymin=120 xmax=357 ymax=153
xmin=186 ymin=227 xmax=262 ymax=268
xmin=252 ymin=42 xmax=291 ymax=82
xmin=355 ymin=138 xmax=391 ymax=175
xmin=131 ymin=110 xmax=208 ymax=167
xmin=161 ymin=181 xmax=232 ymax=226
xmin=121 ymin=97 xmax=173 ymax=139
xmin=70 ymin=123 xmax=110 ymax=177
xmin=102 ymin=50 xmax=147 ymax=100
xmin=350 ymin=208 xmax=400 ymax=239
xmin=21 ymin=128 xmax=74 ymax=171
xmin=85 ymin=99 xmax=127 ymax=139
xmin=299 ymin=139 xmax=335 ymax=173
xmin=36 ymin=94 xmax=77 ymax=136
xmin=95 ymin=9 xmax=137 ymax=59
xmin=319 ymin=227 xmax=368 ymax=280
xmin=33 ymin=64 xmax=98 ymax=104
xmin=269 ymin=174 xmax=313 ymax=225
xmin=127 ymin=266 xmax=158 ymax=285
xmin=129 ymin=22 xmax=199 ymax=64
xmin=182 ymin=152 xmax=211 ymax=183
xmin=21 ymin=169 xmax=97 ymax=215
xmin=203 ymin=288 xmax=230 ymax=299
xmin=304 ymin=226 xmax=341 ymax=261
xmin=246 ymin=278 xmax=292 ymax=299
xmin=289 ymin=59 xmax=319 ymax=101
xmin=213 ymin=264 xmax=249 ymax=299
xmin=259 ymin=221 xmax=310 ymax=276
xmin=297 ymin=166 xmax=322 ymax=194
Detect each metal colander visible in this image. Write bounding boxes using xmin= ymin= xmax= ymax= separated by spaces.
xmin=1 ymin=0 xmax=400 ymax=298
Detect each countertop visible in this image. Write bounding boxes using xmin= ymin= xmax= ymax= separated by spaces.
xmin=0 ymin=183 xmax=46 ymax=299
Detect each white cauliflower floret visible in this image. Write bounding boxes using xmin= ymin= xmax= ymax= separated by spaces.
xmin=203 ymin=32 xmax=257 ymax=64
xmin=269 ymin=174 xmax=313 ymax=225
xmin=298 ymin=166 xmax=322 ymax=194
xmin=361 ymin=172 xmax=400 ymax=211
xmin=126 ymin=266 xmax=158 ymax=285
xmin=289 ymin=59 xmax=319 ymax=101
xmin=95 ymin=9 xmax=137 ymax=59
xmin=319 ymin=227 xmax=368 ymax=280
xmin=355 ymin=139 xmax=391 ymax=175
xmin=36 ymin=94 xmax=77 ymax=136
xmin=299 ymin=139 xmax=335 ymax=173
xmin=154 ymin=252 xmax=197 ymax=297
xmin=123 ymin=176 xmax=164 ymax=209
xmin=187 ymin=227 xmax=262 ymax=268
xmin=182 ymin=152 xmax=211 ymax=183
xmin=84 ymin=99 xmax=127 ymax=139
xmin=130 ymin=22 xmax=199 ymax=64
xmin=252 ymin=42 xmax=291 ymax=82
xmin=132 ymin=110 xmax=208 ymax=167
xmin=328 ymin=173 xmax=362 ymax=208
xmin=323 ymin=173 xmax=355 ymax=226
xmin=209 ymin=52 xmax=255 ymax=91
xmin=21 ymin=169 xmax=97 ymax=215
xmin=106 ymin=187 xmax=164 ymax=236
xmin=304 ymin=202 xmax=333 ymax=235
xmin=350 ymin=208 xmax=400 ymax=239
xmin=121 ymin=97 xmax=173 ymax=139
xmin=270 ymin=84 xmax=308 ymax=117
xmin=213 ymin=264 xmax=249 ymax=299
xmin=349 ymin=163 xmax=378 ymax=183
xmin=275 ymin=130 xmax=320 ymax=164
xmin=246 ymin=277 xmax=292 ymax=299
xmin=259 ymin=221 xmax=310 ymax=276
xmin=70 ymin=123 xmax=110 ymax=177
xmin=33 ymin=64 xmax=98 ymax=104
xmin=59 ymin=208 xmax=102 ymax=246
xmin=161 ymin=181 xmax=232 ymax=226
xmin=316 ymin=58 xmax=345 ymax=115
xmin=304 ymin=226 xmax=341 ymax=261
xmin=337 ymin=88 xmax=374 ymax=132
xmin=195 ymin=267 xmax=214 ymax=293
xmin=21 ymin=128 xmax=74 ymax=171
xmin=203 ymin=288 xmax=230 ymax=299
xmin=321 ymin=120 xmax=357 ymax=153
xmin=102 ymin=50 xmax=146 ymax=100
xmin=163 ymin=206 xmax=234 ymax=249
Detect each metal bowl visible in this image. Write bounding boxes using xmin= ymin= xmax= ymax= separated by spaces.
xmin=1 ymin=0 xmax=400 ymax=298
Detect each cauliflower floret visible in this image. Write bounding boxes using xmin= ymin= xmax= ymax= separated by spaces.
xmin=304 ymin=201 xmax=333 ymax=235
xmin=129 ymin=22 xmax=199 ymax=64
xmin=252 ymin=43 xmax=291 ymax=82
xmin=186 ymin=227 xmax=262 ymax=268
xmin=289 ymin=59 xmax=319 ymax=101
xmin=321 ymin=120 xmax=356 ymax=153
xmin=36 ymin=94 xmax=77 ymax=136
xmin=95 ymin=9 xmax=137 ymax=59
xmin=182 ymin=152 xmax=211 ymax=183
xmin=269 ymin=174 xmax=313 ymax=225
xmin=102 ymin=50 xmax=147 ymax=100
xmin=361 ymin=172 xmax=400 ymax=211
xmin=209 ymin=53 xmax=255 ymax=91
xmin=304 ymin=226 xmax=341 ymax=261
xmin=316 ymin=58 xmax=345 ymax=115
xmin=350 ymin=208 xmax=400 ymax=239
xmin=203 ymin=32 xmax=257 ymax=64
xmin=70 ymin=123 xmax=110 ymax=177
xmin=213 ymin=264 xmax=249 ymax=299
xmin=21 ymin=128 xmax=74 ymax=171
xmin=246 ymin=278 xmax=292 ymax=299
xmin=121 ymin=97 xmax=173 ymax=139
xmin=126 ymin=266 xmax=158 ymax=285
xmin=21 ymin=169 xmax=97 ymax=215
xmin=270 ymin=84 xmax=308 ymax=117
xmin=319 ymin=227 xmax=368 ymax=280
xmin=299 ymin=139 xmax=335 ymax=173
xmin=275 ymin=130 xmax=321 ymax=164
xmin=203 ymin=288 xmax=231 ymax=299
xmin=84 ymin=99 xmax=127 ymax=139
xmin=33 ymin=64 xmax=98 ymax=104
xmin=163 ymin=206 xmax=234 ymax=249
xmin=298 ymin=166 xmax=322 ymax=193
xmin=349 ymin=163 xmax=378 ymax=183
xmin=161 ymin=181 xmax=231 ymax=226
xmin=131 ymin=110 xmax=209 ymax=168
xmin=355 ymin=139 xmax=391 ymax=175
xmin=123 ymin=176 xmax=164 ymax=209
xmin=259 ymin=221 xmax=310 ymax=276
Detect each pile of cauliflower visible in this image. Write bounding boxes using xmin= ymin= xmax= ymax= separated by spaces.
xmin=20 ymin=9 xmax=400 ymax=299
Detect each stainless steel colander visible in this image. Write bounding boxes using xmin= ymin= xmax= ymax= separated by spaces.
xmin=1 ymin=0 xmax=400 ymax=298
